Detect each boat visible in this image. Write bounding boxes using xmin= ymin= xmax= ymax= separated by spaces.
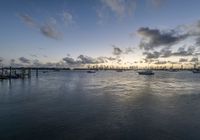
xmin=192 ymin=69 xmax=200 ymax=73
xmin=138 ymin=70 xmax=154 ymax=75
xmin=87 ymin=70 xmax=96 ymax=73
xmin=42 ymin=71 xmax=48 ymax=73
xmin=116 ymin=69 xmax=123 ymax=72
xmin=168 ymin=69 xmax=179 ymax=72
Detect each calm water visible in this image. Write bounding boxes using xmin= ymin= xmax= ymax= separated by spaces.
xmin=0 ymin=70 xmax=200 ymax=140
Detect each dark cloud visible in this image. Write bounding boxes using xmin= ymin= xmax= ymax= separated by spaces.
xmin=179 ymin=58 xmax=188 ymax=62
xmin=137 ymin=27 xmax=188 ymax=50
xmin=195 ymin=37 xmax=200 ymax=46
xmin=143 ymin=45 xmax=196 ymax=59
xmin=63 ymin=57 xmax=78 ymax=65
xmin=190 ymin=57 xmax=198 ymax=62
xmin=19 ymin=57 xmax=31 ymax=64
xmin=112 ymin=45 xmax=134 ymax=56
xmin=173 ymin=46 xmax=195 ymax=57
xmin=63 ymin=55 xmax=110 ymax=66
xmin=112 ymin=45 xmax=123 ymax=56
xmin=154 ymin=60 xmax=167 ymax=65
xmin=143 ymin=51 xmax=161 ymax=59
xmin=0 ymin=57 xmax=3 ymax=63
xmin=77 ymin=55 xmax=98 ymax=64
xmin=160 ymin=47 xmax=172 ymax=58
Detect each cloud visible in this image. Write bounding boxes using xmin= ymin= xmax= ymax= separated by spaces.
xmin=143 ymin=51 xmax=161 ymax=59
xmin=137 ymin=27 xmax=188 ymax=50
xmin=77 ymin=55 xmax=98 ymax=64
xmin=18 ymin=13 xmax=63 ymax=40
xmin=32 ymin=59 xmax=42 ymax=67
xmin=143 ymin=45 xmax=196 ymax=59
xmin=179 ymin=58 xmax=188 ymax=62
xmin=0 ymin=57 xmax=3 ymax=62
xmin=154 ymin=60 xmax=167 ymax=65
xmin=30 ymin=54 xmax=38 ymax=58
xmin=112 ymin=45 xmax=134 ymax=56
xmin=150 ymin=0 xmax=165 ymax=7
xmin=62 ymin=55 xmax=117 ymax=66
xmin=18 ymin=13 xmax=38 ymax=27
xmin=40 ymin=23 xmax=62 ymax=40
xmin=19 ymin=57 xmax=31 ymax=64
xmin=124 ymin=47 xmax=134 ymax=54
xmin=63 ymin=57 xmax=78 ymax=65
xmin=62 ymin=11 xmax=74 ymax=26
xmin=100 ymin=0 xmax=136 ymax=19
xmin=195 ymin=37 xmax=200 ymax=46
xmin=190 ymin=57 xmax=198 ymax=62
xmin=112 ymin=45 xmax=123 ymax=56
xmin=160 ymin=47 xmax=172 ymax=58
xmin=173 ymin=46 xmax=195 ymax=57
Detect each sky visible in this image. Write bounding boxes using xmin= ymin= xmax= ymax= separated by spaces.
xmin=0 ymin=0 xmax=200 ymax=68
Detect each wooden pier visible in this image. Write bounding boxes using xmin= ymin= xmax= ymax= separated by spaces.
xmin=0 ymin=67 xmax=33 ymax=80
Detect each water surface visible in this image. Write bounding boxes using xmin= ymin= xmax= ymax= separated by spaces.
xmin=0 ymin=70 xmax=200 ymax=140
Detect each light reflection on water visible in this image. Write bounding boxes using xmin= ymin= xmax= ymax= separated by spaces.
xmin=0 ymin=71 xmax=200 ymax=140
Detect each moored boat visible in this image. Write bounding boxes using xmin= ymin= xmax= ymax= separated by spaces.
xmin=192 ymin=69 xmax=200 ymax=73
xmin=87 ymin=70 xmax=96 ymax=73
xmin=138 ymin=70 xmax=154 ymax=75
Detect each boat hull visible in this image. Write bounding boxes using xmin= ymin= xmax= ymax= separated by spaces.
xmin=138 ymin=72 xmax=154 ymax=75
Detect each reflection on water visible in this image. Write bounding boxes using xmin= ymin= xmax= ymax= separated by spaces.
xmin=0 ymin=71 xmax=200 ymax=140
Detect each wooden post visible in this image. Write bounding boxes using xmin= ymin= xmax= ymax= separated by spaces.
xmin=28 ymin=68 xmax=31 ymax=78
xmin=1 ymin=67 xmax=3 ymax=76
xmin=9 ymin=66 xmax=12 ymax=79
xmin=36 ymin=69 xmax=38 ymax=77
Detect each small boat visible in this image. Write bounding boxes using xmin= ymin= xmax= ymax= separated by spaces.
xmin=87 ymin=70 xmax=96 ymax=73
xmin=116 ymin=69 xmax=123 ymax=72
xmin=168 ymin=69 xmax=179 ymax=72
xmin=192 ymin=69 xmax=200 ymax=73
xmin=138 ymin=70 xmax=154 ymax=75
xmin=42 ymin=71 xmax=48 ymax=73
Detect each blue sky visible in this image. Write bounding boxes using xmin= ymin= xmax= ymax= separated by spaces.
xmin=0 ymin=0 xmax=200 ymax=67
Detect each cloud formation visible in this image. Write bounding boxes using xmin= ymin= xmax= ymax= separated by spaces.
xmin=179 ymin=58 xmax=188 ymax=62
xmin=18 ymin=13 xmax=63 ymax=40
xmin=100 ymin=0 xmax=136 ymax=19
xmin=190 ymin=57 xmax=198 ymax=62
xmin=112 ymin=45 xmax=134 ymax=56
xmin=19 ymin=57 xmax=31 ymax=64
xmin=40 ymin=23 xmax=62 ymax=40
xmin=62 ymin=11 xmax=74 ymax=26
xmin=137 ymin=27 xmax=188 ymax=50
xmin=112 ymin=45 xmax=123 ymax=56
xmin=143 ymin=51 xmax=160 ymax=59
xmin=150 ymin=0 xmax=165 ymax=7
xmin=18 ymin=13 xmax=38 ymax=27
xmin=63 ymin=57 xmax=77 ymax=65
xmin=62 ymin=55 xmax=113 ymax=66
xmin=173 ymin=46 xmax=195 ymax=57
xmin=0 ymin=57 xmax=3 ymax=63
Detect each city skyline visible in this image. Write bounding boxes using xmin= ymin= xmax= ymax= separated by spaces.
xmin=0 ymin=0 xmax=200 ymax=68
